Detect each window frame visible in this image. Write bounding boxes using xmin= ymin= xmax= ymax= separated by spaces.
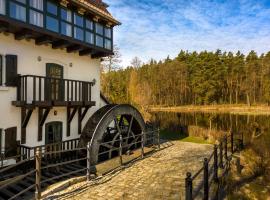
xmin=9 ymin=0 xmax=27 ymax=22
xmin=0 ymin=0 xmax=6 ymax=15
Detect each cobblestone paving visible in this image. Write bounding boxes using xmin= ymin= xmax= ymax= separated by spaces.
xmin=49 ymin=141 xmax=212 ymax=200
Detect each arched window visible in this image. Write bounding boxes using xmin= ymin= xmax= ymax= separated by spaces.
xmin=45 ymin=63 xmax=64 ymax=101
xmin=45 ymin=121 xmax=62 ymax=145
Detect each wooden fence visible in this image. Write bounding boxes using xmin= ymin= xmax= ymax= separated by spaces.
xmin=185 ymin=134 xmax=236 ymax=200
xmin=0 ymin=129 xmax=160 ymax=200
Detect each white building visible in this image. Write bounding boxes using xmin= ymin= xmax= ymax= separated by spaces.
xmin=0 ymin=0 xmax=119 ymax=161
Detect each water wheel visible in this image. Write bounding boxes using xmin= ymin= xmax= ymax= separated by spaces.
xmin=79 ymin=104 xmax=146 ymax=164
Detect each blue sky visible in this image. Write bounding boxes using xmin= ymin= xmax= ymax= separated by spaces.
xmin=106 ymin=0 xmax=270 ymax=67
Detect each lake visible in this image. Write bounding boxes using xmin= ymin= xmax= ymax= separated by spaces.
xmin=151 ymin=111 xmax=270 ymax=160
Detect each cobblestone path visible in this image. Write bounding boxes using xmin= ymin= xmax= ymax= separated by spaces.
xmin=48 ymin=141 xmax=212 ymax=200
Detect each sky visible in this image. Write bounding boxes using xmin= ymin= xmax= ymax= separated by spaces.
xmin=106 ymin=0 xmax=270 ymax=67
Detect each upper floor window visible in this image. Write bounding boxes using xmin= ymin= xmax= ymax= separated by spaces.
xmin=105 ymin=27 xmax=111 ymax=38
xmin=85 ymin=19 xmax=93 ymax=30
xmin=30 ymin=10 xmax=43 ymax=27
xmin=46 ymin=15 xmax=58 ymax=32
xmin=30 ymin=0 xmax=43 ymax=11
xmin=85 ymin=31 xmax=94 ymax=44
xmin=61 ymin=8 xmax=72 ymax=22
xmin=9 ymin=1 xmax=26 ymax=22
xmin=74 ymin=13 xmax=83 ymax=27
xmin=96 ymin=23 xmax=103 ymax=35
xmin=0 ymin=0 xmax=5 ymax=15
xmin=74 ymin=27 xmax=83 ymax=41
xmin=47 ymin=1 xmax=57 ymax=15
xmin=105 ymin=39 xmax=111 ymax=50
xmin=61 ymin=22 xmax=72 ymax=36
xmin=96 ymin=35 xmax=103 ymax=47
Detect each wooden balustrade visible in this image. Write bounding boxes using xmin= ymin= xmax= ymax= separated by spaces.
xmin=15 ymin=75 xmax=95 ymax=106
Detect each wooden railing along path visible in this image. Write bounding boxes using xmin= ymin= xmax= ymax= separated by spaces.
xmin=0 ymin=130 xmax=160 ymax=200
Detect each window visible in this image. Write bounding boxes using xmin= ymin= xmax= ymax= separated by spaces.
xmin=61 ymin=22 xmax=72 ymax=36
xmin=96 ymin=23 xmax=103 ymax=35
xmin=30 ymin=0 xmax=43 ymax=11
xmin=85 ymin=19 xmax=93 ymax=30
xmin=85 ymin=31 xmax=94 ymax=44
xmin=47 ymin=1 xmax=57 ymax=15
xmin=30 ymin=10 xmax=43 ymax=27
xmin=96 ymin=35 xmax=103 ymax=47
xmin=61 ymin=8 xmax=72 ymax=22
xmin=46 ymin=16 xmax=58 ymax=32
xmin=0 ymin=0 xmax=5 ymax=15
xmin=105 ymin=27 xmax=111 ymax=38
xmin=0 ymin=55 xmax=2 ymax=85
xmin=105 ymin=39 xmax=111 ymax=50
xmin=74 ymin=27 xmax=83 ymax=41
xmin=9 ymin=1 xmax=26 ymax=22
xmin=74 ymin=13 xmax=83 ymax=27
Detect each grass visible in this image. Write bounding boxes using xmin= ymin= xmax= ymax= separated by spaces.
xmin=160 ymin=129 xmax=210 ymax=144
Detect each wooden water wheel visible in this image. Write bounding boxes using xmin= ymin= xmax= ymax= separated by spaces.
xmin=78 ymin=104 xmax=146 ymax=164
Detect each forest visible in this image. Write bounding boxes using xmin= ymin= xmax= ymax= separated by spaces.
xmin=101 ymin=49 xmax=270 ymax=109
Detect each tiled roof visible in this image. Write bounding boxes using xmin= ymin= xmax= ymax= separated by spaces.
xmin=74 ymin=0 xmax=120 ymax=25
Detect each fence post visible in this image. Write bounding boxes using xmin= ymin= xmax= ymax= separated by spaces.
xmin=224 ymin=136 xmax=228 ymax=161
xmin=203 ymin=158 xmax=209 ymax=200
xmin=231 ymin=132 xmax=234 ymax=153
xmin=185 ymin=172 xmax=192 ymax=200
xmin=87 ymin=142 xmax=91 ymax=181
xmin=157 ymin=128 xmax=160 ymax=150
xmin=213 ymin=144 xmax=218 ymax=183
xmin=119 ymin=134 xmax=123 ymax=165
xmin=219 ymin=141 xmax=223 ymax=168
xmin=35 ymin=148 xmax=41 ymax=200
xmin=141 ymin=131 xmax=144 ymax=158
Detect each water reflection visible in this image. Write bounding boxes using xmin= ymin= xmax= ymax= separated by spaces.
xmin=150 ymin=112 xmax=270 ymax=157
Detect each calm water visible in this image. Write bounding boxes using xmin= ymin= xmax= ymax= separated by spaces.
xmin=151 ymin=112 xmax=270 ymax=157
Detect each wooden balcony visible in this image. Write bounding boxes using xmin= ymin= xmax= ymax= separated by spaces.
xmin=12 ymin=75 xmax=96 ymax=108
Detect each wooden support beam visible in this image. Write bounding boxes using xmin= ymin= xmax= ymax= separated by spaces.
xmin=15 ymin=29 xmax=32 ymax=40
xmin=0 ymin=22 xmax=9 ymax=33
xmin=22 ymin=108 xmax=34 ymax=128
xmin=35 ymin=35 xmax=53 ymax=45
xmin=67 ymin=107 xmax=78 ymax=137
xmin=52 ymin=40 xmax=69 ymax=49
xmin=91 ymin=52 xmax=107 ymax=59
xmin=21 ymin=107 xmax=34 ymax=144
xmin=78 ymin=106 xmax=90 ymax=134
xmin=79 ymin=49 xmax=93 ymax=56
xmin=38 ymin=108 xmax=51 ymax=141
xmin=67 ymin=45 xmax=83 ymax=53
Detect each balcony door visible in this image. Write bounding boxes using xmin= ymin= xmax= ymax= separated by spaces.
xmin=45 ymin=63 xmax=64 ymax=101
xmin=5 ymin=127 xmax=17 ymax=157
xmin=45 ymin=122 xmax=62 ymax=145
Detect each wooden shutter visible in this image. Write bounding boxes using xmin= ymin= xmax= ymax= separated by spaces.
xmin=0 ymin=55 xmax=2 ymax=85
xmin=6 ymin=55 xmax=18 ymax=86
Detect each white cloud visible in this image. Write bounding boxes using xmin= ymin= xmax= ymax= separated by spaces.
xmin=106 ymin=0 xmax=270 ymax=67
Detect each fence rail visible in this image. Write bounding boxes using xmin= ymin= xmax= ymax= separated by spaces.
xmin=0 ymin=129 xmax=160 ymax=200
xmin=185 ymin=134 xmax=236 ymax=200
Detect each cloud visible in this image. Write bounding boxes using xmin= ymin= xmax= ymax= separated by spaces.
xmin=106 ymin=0 xmax=270 ymax=67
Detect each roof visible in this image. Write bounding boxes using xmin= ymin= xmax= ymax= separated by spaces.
xmin=71 ymin=0 xmax=121 ymax=26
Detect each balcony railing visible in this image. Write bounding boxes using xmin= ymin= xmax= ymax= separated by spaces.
xmin=13 ymin=75 xmax=95 ymax=107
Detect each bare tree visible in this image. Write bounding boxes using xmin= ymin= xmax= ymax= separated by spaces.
xmin=130 ymin=56 xmax=142 ymax=68
xmin=101 ymin=45 xmax=122 ymax=73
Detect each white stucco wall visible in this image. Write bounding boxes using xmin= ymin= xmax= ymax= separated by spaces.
xmin=0 ymin=32 xmax=102 ymax=149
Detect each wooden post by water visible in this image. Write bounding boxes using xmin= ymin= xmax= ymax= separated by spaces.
xmin=203 ymin=158 xmax=209 ymax=200
xmin=185 ymin=172 xmax=192 ymax=200
xmin=119 ymin=134 xmax=123 ymax=165
xmin=87 ymin=142 xmax=91 ymax=181
xmin=157 ymin=128 xmax=160 ymax=150
xmin=219 ymin=141 xmax=223 ymax=168
xmin=224 ymin=136 xmax=228 ymax=160
xmin=213 ymin=144 xmax=218 ymax=183
xmin=141 ymin=132 xmax=144 ymax=158
xmin=35 ymin=148 xmax=41 ymax=200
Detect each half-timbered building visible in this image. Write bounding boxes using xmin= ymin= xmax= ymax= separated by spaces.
xmin=0 ymin=0 xmax=119 ymax=165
